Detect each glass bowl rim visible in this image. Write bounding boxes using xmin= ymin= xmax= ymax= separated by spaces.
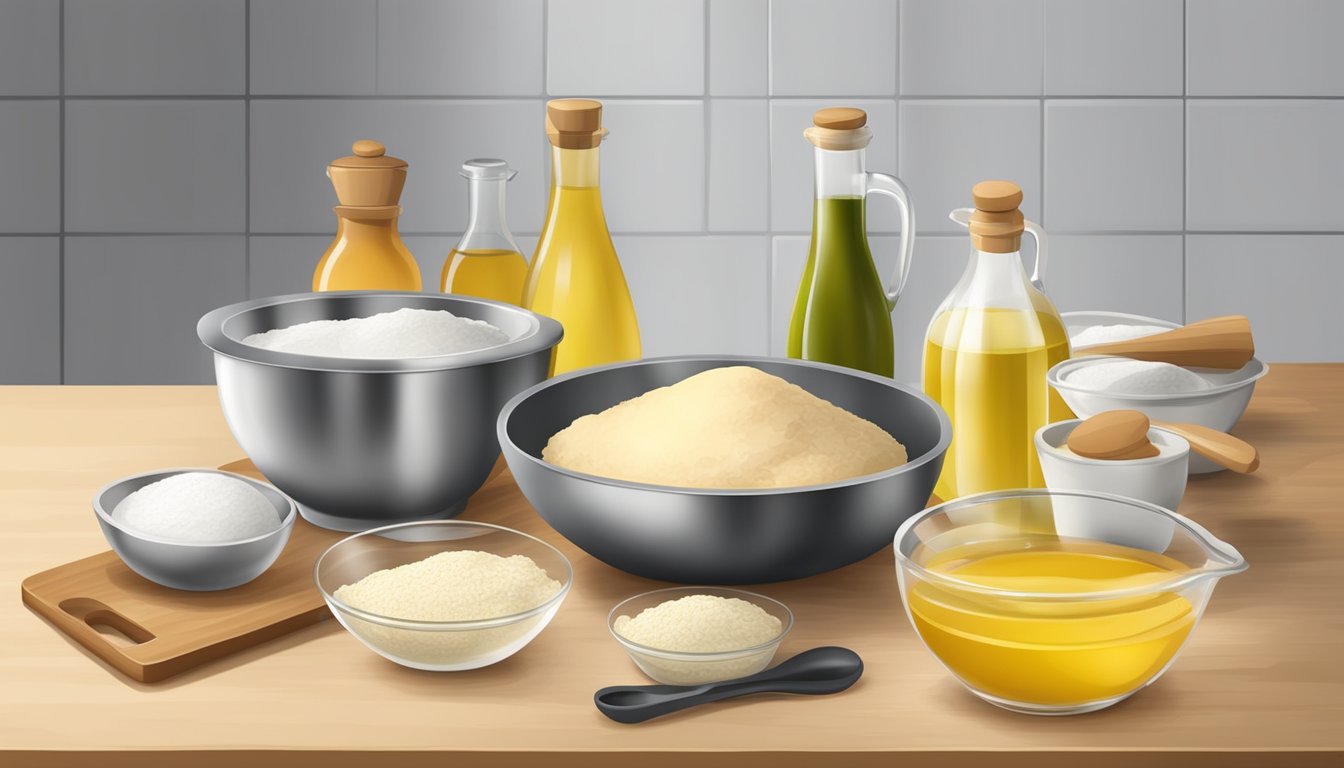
xmin=1048 ymin=355 xmax=1269 ymax=401
xmin=313 ymin=520 xmax=574 ymax=631
xmin=893 ymin=488 xmax=1247 ymax=601
xmin=606 ymin=585 xmax=794 ymax=660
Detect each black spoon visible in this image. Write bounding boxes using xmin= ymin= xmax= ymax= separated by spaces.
xmin=594 ymin=646 xmax=863 ymax=724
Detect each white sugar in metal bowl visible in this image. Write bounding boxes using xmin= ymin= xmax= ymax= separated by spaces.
xmin=242 ymin=307 xmax=510 ymax=358
xmin=112 ymin=471 xmax=282 ymax=543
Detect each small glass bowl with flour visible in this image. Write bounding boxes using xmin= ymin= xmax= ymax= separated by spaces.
xmin=94 ymin=469 xmax=296 ymax=591
xmin=314 ymin=520 xmax=572 ymax=671
xmin=608 ymin=587 xmax=793 ymax=685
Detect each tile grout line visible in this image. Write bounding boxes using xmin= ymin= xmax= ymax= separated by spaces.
xmin=58 ymin=0 xmax=65 ymax=384
xmin=703 ymin=0 xmax=710 ymax=235
xmin=8 ymin=94 xmax=1344 ymax=102
xmin=1181 ymin=0 xmax=1188 ymax=324
xmin=244 ymin=0 xmax=251 ymax=298
xmin=764 ymin=0 xmax=774 ymax=353
xmin=1039 ymin=0 xmax=1046 ymax=231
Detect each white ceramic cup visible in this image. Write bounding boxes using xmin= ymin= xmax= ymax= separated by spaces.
xmin=1035 ymin=420 xmax=1189 ymax=552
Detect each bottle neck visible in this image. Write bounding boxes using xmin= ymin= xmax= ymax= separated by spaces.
xmin=335 ymin=209 xmax=400 ymax=237
xmin=954 ymin=247 xmax=1034 ymax=308
xmin=813 ymin=147 xmax=866 ymax=199
xmin=459 ymin=176 xmax=520 ymax=253
xmin=552 ymin=145 xmax=600 ymax=189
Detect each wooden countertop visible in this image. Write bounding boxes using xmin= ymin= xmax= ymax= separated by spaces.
xmin=2 ymin=366 xmax=1342 ymax=767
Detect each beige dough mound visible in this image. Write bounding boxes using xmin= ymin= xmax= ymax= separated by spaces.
xmin=542 ymin=366 xmax=907 ymax=489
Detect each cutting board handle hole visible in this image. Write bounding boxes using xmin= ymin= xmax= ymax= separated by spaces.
xmin=58 ymin=598 xmax=155 ymax=646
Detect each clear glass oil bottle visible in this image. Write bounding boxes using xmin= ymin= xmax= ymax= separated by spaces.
xmin=441 ymin=158 xmax=528 ymax=304
xmin=788 ymin=108 xmax=915 ymax=378
xmin=523 ymin=99 xmax=640 ymax=374
xmin=313 ymin=140 xmax=421 ymax=292
xmin=923 ymin=181 xmax=1071 ymax=501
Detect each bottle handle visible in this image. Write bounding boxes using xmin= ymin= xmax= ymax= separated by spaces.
xmin=947 ymin=208 xmax=1048 ymax=291
xmin=865 ymin=172 xmax=916 ymax=309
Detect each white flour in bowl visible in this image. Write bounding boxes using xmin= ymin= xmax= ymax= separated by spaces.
xmin=242 ymin=307 xmax=508 ymax=358
xmin=1071 ymin=323 xmax=1170 ymax=348
xmin=1066 ymin=359 xmax=1212 ymax=395
xmin=112 ymin=472 xmax=280 ymax=543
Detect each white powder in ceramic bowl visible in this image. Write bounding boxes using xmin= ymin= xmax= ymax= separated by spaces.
xmin=112 ymin=472 xmax=280 ymax=543
xmin=1066 ymin=359 xmax=1213 ymax=395
xmin=242 ymin=307 xmax=509 ymax=358
xmin=1071 ymin=323 xmax=1170 ymax=348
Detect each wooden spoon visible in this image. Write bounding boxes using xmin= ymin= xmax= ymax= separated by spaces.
xmin=1067 ymin=409 xmax=1260 ymax=473
xmin=1076 ymin=315 xmax=1254 ymax=370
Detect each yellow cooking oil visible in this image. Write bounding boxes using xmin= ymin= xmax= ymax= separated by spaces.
xmin=440 ymin=248 xmax=528 ymax=304
xmin=924 ymin=306 xmax=1071 ymax=500
xmin=906 ymin=537 xmax=1195 ymax=707
xmin=523 ymin=140 xmax=640 ymax=375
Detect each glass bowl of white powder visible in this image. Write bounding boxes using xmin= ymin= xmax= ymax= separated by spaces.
xmin=314 ymin=520 xmax=573 ymax=671
xmin=607 ymin=587 xmax=793 ymax=685
xmin=94 ymin=468 xmax=296 ymax=591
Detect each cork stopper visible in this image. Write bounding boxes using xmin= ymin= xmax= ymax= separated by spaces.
xmin=804 ymin=106 xmax=873 ymax=150
xmin=327 ymin=140 xmax=408 ymax=207
xmin=968 ymin=180 xmax=1025 ymax=253
xmin=546 ymin=99 xmax=607 ymax=149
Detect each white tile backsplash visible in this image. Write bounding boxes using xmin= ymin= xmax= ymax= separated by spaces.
xmin=0 ymin=237 xmax=61 ymax=383
xmin=0 ymin=101 xmax=60 ymax=233
xmin=1046 ymin=235 xmax=1185 ymax=322
xmin=64 ymin=0 xmax=246 ymax=95
xmin=709 ymin=100 xmax=770 ymax=232
xmin=1044 ymin=0 xmax=1183 ymax=97
xmin=250 ymin=0 xmax=376 ymax=95
xmin=769 ymin=0 xmax=898 ymax=97
xmin=1044 ymin=100 xmax=1184 ymax=231
xmin=378 ymin=0 xmax=544 ymax=96
xmin=11 ymin=0 xmax=1344 ymax=381
xmin=709 ymin=0 xmax=767 ymax=96
xmin=65 ymin=100 xmax=246 ymax=232
xmin=898 ymin=100 xmax=1041 ymax=234
xmin=1187 ymin=100 xmax=1344 ymax=232
xmin=619 ymin=236 xmax=769 ymax=356
xmin=1186 ymin=235 xmax=1344 ymax=361
xmin=769 ymin=99 xmax=899 ymax=233
xmin=1187 ymin=0 xmax=1344 ymax=96
xmin=63 ymin=236 xmax=247 ymax=384
xmin=0 ymin=0 xmax=60 ymax=95
xmin=901 ymin=0 xmax=1043 ymax=96
xmin=547 ymin=0 xmax=704 ymax=96
xmin=599 ymin=101 xmax=705 ymax=233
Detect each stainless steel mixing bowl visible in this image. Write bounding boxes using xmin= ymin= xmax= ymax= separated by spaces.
xmin=199 ymin=291 xmax=562 ymax=531
xmin=498 ymin=356 xmax=951 ymax=584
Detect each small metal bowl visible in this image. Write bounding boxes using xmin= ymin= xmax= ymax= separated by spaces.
xmin=94 ymin=469 xmax=296 ymax=591
xmin=608 ymin=586 xmax=793 ymax=685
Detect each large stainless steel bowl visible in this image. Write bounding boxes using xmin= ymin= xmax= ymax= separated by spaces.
xmin=498 ymin=356 xmax=951 ymax=584
xmin=199 ymin=291 xmax=562 ymax=531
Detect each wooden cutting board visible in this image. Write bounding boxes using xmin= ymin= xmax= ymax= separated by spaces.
xmin=21 ymin=460 xmax=350 ymax=683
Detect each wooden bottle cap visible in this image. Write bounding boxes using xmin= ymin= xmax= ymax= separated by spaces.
xmin=967 ymin=179 xmax=1025 ymax=253
xmin=972 ymin=180 xmax=1023 ymax=212
xmin=813 ymin=107 xmax=867 ymax=130
xmin=546 ymin=99 xmax=606 ymax=149
xmin=327 ymin=139 xmax=407 ymax=207
xmin=804 ymin=106 xmax=873 ymax=150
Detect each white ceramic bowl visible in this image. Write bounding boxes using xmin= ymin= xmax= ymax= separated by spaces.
xmin=1048 ymin=355 xmax=1267 ymax=474
xmin=1036 ymin=421 xmax=1189 ymax=552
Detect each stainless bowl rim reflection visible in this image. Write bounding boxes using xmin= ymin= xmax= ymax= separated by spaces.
xmin=893 ymin=488 xmax=1247 ymax=601
xmin=607 ymin=586 xmax=794 ymax=660
xmin=498 ymin=354 xmax=954 ymax=496
xmin=313 ymin=520 xmax=574 ymax=631
xmin=198 ymin=291 xmax=564 ymax=374
xmin=1048 ymin=354 xmax=1270 ymax=401
xmin=94 ymin=468 xmax=297 ymax=547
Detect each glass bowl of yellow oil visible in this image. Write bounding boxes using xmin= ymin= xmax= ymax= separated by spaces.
xmin=893 ymin=489 xmax=1246 ymax=715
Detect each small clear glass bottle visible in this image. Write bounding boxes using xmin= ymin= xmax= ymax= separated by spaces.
xmin=440 ymin=158 xmax=528 ymax=305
